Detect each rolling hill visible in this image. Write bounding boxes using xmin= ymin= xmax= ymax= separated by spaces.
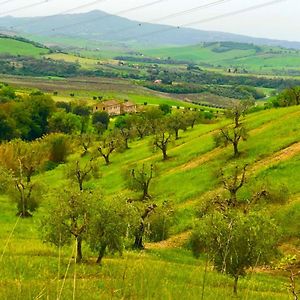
xmin=0 ymin=104 xmax=299 ymax=299
xmin=142 ymin=42 xmax=300 ymax=74
xmin=0 ymin=10 xmax=300 ymax=49
xmin=0 ymin=35 xmax=49 ymax=57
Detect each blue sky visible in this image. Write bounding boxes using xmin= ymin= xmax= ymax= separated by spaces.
xmin=1 ymin=0 xmax=299 ymax=41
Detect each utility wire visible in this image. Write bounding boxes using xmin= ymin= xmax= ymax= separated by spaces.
xmin=0 ymin=0 xmax=53 ymax=17
xmin=149 ymin=0 xmax=232 ymax=23
xmin=185 ymin=0 xmax=287 ymax=28
xmin=10 ymin=0 xmax=108 ymax=30
xmin=104 ymin=0 xmax=232 ymax=38
xmin=49 ymin=0 xmax=168 ymax=32
xmin=124 ymin=0 xmax=288 ymax=41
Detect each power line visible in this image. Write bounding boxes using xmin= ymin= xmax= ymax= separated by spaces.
xmin=149 ymin=0 xmax=232 ymax=23
xmin=49 ymin=0 xmax=168 ymax=33
xmin=10 ymin=0 xmax=108 ymax=30
xmin=0 ymin=0 xmax=53 ymax=17
xmin=185 ymin=0 xmax=288 ymax=28
xmin=104 ymin=0 xmax=232 ymax=38
xmin=124 ymin=0 xmax=288 ymax=41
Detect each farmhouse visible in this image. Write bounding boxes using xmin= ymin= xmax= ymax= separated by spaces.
xmin=93 ymin=100 xmax=137 ymax=116
xmin=122 ymin=100 xmax=137 ymax=114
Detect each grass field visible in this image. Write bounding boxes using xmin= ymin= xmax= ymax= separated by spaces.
xmin=143 ymin=43 xmax=300 ymax=75
xmin=0 ymin=75 xmax=226 ymax=109
xmin=0 ymin=105 xmax=299 ymax=299
xmin=0 ymin=37 xmax=49 ymax=57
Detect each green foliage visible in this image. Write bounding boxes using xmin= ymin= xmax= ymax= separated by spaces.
xmin=126 ymin=164 xmax=154 ymax=200
xmin=147 ymin=201 xmax=174 ymax=242
xmin=65 ymin=158 xmax=100 ymax=191
xmin=191 ymin=210 xmax=279 ymax=293
xmin=44 ymin=133 xmax=70 ymax=164
xmin=87 ymin=197 xmax=135 ymax=264
xmin=159 ymin=103 xmax=172 ymax=115
xmin=0 ymin=139 xmax=48 ymax=216
xmin=167 ymin=111 xmax=188 ymax=140
xmin=274 ymin=86 xmax=300 ymax=107
xmin=48 ymin=111 xmax=81 ymax=134
xmin=92 ymin=111 xmax=110 ymax=133
xmin=41 ymin=188 xmax=94 ymax=261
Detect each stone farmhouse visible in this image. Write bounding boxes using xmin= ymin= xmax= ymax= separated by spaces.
xmin=93 ymin=100 xmax=137 ymax=116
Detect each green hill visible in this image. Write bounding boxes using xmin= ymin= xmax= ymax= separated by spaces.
xmin=143 ymin=42 xmax=300 ymax=75
xmin=0 ymin=35 xmax=49 ymax=57
xmin=0 ymin=105 xmax=299 ymax=299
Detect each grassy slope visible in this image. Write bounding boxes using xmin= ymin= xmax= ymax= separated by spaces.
xmin=0 ymin=106 xmax=299 ymax=299
xmin=0 ymin=37 xmax=49 ymax=57
xmin=143 ymin=43 xmax=300 ymax=74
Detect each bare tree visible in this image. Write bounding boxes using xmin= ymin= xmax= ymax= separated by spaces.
xmin=216 ymin=101 xmax=252 ymax=157
xmin=220 ymin=165 xmax=247 ymax=208
xmin=152 ymin=124 xmax=173 ymax=160
xmin=97 ymin=132 xmax=118 ymax=165
xmin=66 ymin=158 xmax=99 ymax=191
xmin=133 ymin=204 xmax=157 ymax=249
xmin=128 ymin=164 xmax=154 ymax=200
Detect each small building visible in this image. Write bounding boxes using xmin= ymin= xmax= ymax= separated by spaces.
xmin=122 ymin=101 xmax=137 ymax=114
xmin=93 ymin=100 xmax=137 ymax=116
xmin=93 ymin=100 xmax=122 ymax=116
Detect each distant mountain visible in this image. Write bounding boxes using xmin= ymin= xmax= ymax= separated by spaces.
xmin=0 ymin=10 xmax=300 ymax=49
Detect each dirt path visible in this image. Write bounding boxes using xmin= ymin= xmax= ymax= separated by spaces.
xmin=146 ymin=231 xmax=191 ymax=250
xmin=150 ymin=142 xmax=300 ymax=249
xmin=249 ymin=141 xmax=300 ymax=174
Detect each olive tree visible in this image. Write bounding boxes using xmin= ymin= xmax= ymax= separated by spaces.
xmin=115 ymin=115 xmax=135 ymax=150
xmin=127 ymin=164 xmax=154 ymax=200
xmin=87 ymin=197 xmax=135 ymax=264
xmin=191 ymin=210 xmax=279 ymax=295
xmin=42 ymin=188 xmax=93 ymax=262
xmin=167 ymin=112 xmax=187 ymax=140
xmin=0 ymin=139 xmax=48 ymax=217
xmin=152 ymin=123 xmax=173 ymax=160
xmin=97 ymin=131 xmax=120 ymax=165
xmin=128 ymin=114 xmax=150 ymax=139
xmin=66 ymin=158 xmax=100 ymax=191
xmin=215 ymin=102 xmax=252 ymax=157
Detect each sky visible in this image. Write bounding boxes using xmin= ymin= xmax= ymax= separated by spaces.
xmin=1 ymin=0 xmax=300 ymax=41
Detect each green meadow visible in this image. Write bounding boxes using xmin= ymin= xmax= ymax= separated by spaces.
xmin=143 ymin=43 xmax=300 ymax=75
xmin=0 ymin=37 xmax=49 ymax=57
xmin=0 ymin=105 xmax=299 ymax=299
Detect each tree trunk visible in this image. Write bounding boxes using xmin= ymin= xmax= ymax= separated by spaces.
xmin=233 ymin=276 xmax=239 ymax=295
xmin=175 ymin=129 xmax=179 ymax=140
xmin=104 ymin=155 xmax=110 ymax=165
xmin=96 ymin=244 xmax=107 ymax=264
xmin=162 ymin=147 xmax=168 ymax=161
xmin=233 ymin=142 xmax=239 ymax=157
xmin=76 ymin=236 xmax=83 ymax=263
xmin=124 ymin=139 xmax=129 ymax=149
xmin=133 ymin=222 xmax=145 ymax=249
xmin=19 ymin=188 xmax=31 ymax=218
xmin=79 ymin=180 xmax=83 ymax=191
